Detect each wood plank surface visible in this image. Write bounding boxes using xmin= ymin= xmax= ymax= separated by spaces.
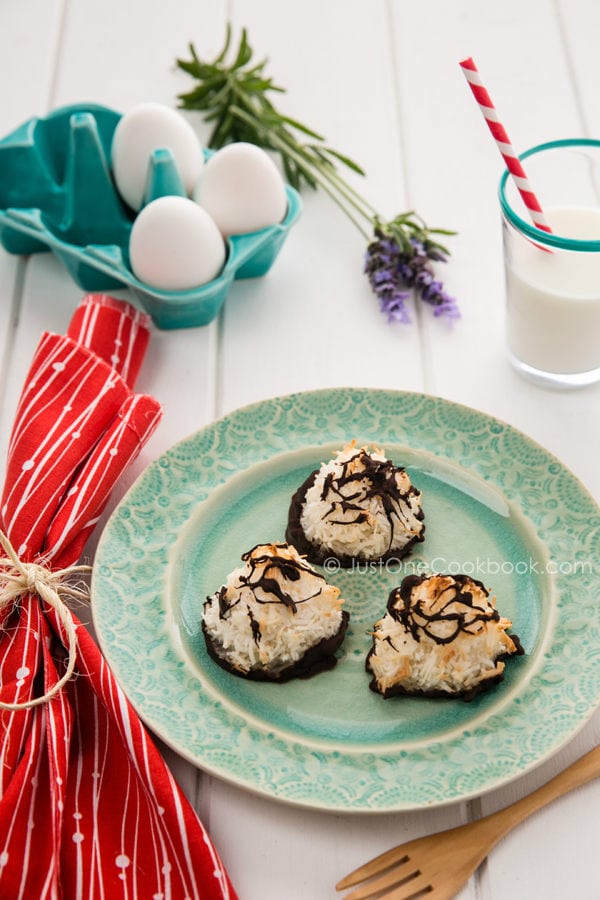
xmin=0 ymin=2 xmax=599 ymax=898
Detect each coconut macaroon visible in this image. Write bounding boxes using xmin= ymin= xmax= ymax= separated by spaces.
xmin=367 ymin=573 xmax=523 ymax=701
xmin=202 ymin=542 xmax=349 ymax=682
xmin=286 ymin=442 xmax=425 ymax=566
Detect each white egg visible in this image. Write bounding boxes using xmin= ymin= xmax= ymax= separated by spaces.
xmin=111 ymin=102 xmax=203 ymax=211
xmin=129 ymin=196 xmax=226 ymax=291
xmin=194 ymin=142 xmax=288 ymax=236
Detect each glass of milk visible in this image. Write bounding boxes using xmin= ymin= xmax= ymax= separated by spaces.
xmin=499 ymin=138 xmax=600 ymax=388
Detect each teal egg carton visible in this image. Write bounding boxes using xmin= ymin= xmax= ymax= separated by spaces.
xmin=0 ymin=103 xmax=302 ymax=329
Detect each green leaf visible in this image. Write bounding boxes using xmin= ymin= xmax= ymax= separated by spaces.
xmin=213 ymin=24 xmax=232 ymax=64
xmin=321 ymin=147 xmax=366 ymax=176
xmin=232 ymin=28 xmax=251 ymax=69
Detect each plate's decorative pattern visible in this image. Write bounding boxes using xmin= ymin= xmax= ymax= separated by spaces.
xmin=92 ymin=389 xmax=600 ymax=811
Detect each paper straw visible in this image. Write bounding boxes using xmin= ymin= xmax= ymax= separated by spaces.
xmin=459 ymin=56 xmax=552 ymax=233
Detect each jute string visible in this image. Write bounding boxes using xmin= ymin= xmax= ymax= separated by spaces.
xmin=0 ymin=529 xmax=92 ymax=711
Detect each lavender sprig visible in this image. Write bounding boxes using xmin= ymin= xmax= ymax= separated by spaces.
xmin=366 ymin=224 xmax=461 ymax=324
xmin=176 ymin=26 xmax=460 ymax=323
xmin=364 ymin=234 xmax=411 ymax=324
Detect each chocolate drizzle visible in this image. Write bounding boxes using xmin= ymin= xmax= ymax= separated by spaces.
xmin=238 ymin=543 xmax=323 ymax=616
xmin=390 ymin=573 xmax=500 ymax=645
xmin=286 ymin=448 xmax=425 ymax=566
xmin=318 ymin=449 xmax=421 ymax=544
xmin=247 ymin=607 xmax=261 ymax=645
xmin=211 ymin=543 xmax=325 ymax=628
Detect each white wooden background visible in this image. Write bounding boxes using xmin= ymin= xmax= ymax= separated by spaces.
xmin=1 ymin=1 xmax=600 ymax=898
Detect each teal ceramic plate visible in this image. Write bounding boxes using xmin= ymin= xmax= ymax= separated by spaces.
xmin=92 ymin=389 xmax=600 ymax=811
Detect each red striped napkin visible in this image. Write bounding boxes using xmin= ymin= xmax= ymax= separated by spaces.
xmin=0 ymin=293 xmax=237 ymax=899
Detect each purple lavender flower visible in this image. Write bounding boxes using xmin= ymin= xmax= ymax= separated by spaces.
xmin=364 ymin=235 xmax=411 ymax=323
xmin=399 ymin=238 xmax=461 ymax=320
xmin=365 ymin=229 xmax=460 ymax=323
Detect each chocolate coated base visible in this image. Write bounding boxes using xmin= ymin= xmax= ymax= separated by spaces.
xmin=365 ymin=633 xmax=524 ymax=702
xmin=203 ymin=610 xmax=350 ymax=683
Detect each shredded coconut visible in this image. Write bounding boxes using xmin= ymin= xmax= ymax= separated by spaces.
xmin=299 ymin=442 xmax=424 ymax=560
xmin=203 ymin=542 xmax=345 ymax=675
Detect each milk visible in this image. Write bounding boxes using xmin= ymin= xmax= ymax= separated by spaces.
xmin=504 ymin=205 xmax=600 ymax=380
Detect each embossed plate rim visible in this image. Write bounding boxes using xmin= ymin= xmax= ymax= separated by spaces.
xmin=91 ymin=388 xmax=600 ymax=812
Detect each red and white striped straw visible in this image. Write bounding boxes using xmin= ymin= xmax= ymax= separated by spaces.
xmin=459 ymin=56 xmax=552 ymax=233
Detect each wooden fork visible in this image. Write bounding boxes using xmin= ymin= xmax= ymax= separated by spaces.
xmin=336 ymin=743 xmax=600 ymax=900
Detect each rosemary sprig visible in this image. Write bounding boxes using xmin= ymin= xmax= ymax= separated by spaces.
xmin=176 ymin=23 xmax=364 ymax=192
xmin=176 ymin=24 xmax=460 ymax=322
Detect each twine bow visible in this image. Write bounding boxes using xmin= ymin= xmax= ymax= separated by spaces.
xmin=0 ymin=530 xmax=92 ymax=710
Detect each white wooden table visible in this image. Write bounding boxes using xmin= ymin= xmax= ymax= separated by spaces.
xmin=1 ymin=1 xmax=600 ymax=898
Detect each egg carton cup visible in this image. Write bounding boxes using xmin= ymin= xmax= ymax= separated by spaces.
xmin=0 ymin=103 xmax=302 ymax=329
